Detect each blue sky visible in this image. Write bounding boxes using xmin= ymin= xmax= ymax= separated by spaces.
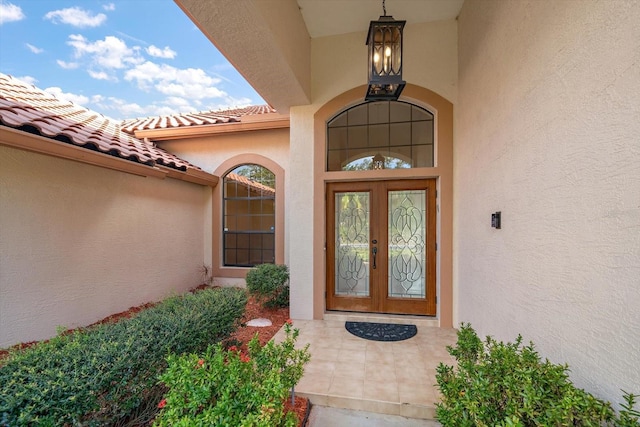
xmin=0 ymin=0 xmax=265 ymax=120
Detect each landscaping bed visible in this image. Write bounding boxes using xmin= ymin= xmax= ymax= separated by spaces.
xmin=0 ymin=285 xmax=310 ymax=426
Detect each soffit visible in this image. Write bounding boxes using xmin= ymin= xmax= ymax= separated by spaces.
xmin=297 ymin=0 xmax=464 ymax=38
xmin=175 ymin=0 xmax=311 ymax=114
xmin=175 ymin=0 xmax=463 ymax=112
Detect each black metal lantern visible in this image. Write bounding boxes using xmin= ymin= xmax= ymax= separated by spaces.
xmin=365 ymin=0 xmax=406 ymax=101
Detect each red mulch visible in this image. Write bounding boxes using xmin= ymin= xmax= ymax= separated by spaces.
xmin=0 ymin=285 xmax=309 ymax=426
xmin=225 ymin=291 xmax=309 ymax=426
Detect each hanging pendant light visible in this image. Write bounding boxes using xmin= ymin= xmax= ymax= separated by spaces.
xmin=365 ymin=0 xmax=406 ymax=101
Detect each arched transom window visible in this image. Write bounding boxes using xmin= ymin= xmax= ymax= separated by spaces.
xmin=223 ymin=165 xmax=275 ymax=267
xmin=327 ymin=101 xmax=434 ymax=171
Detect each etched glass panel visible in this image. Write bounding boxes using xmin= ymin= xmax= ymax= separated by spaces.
xmin=388 ymin=190 xmax=426 ymax=298
xmin=335 ymin=192 xmax=370 ymax=296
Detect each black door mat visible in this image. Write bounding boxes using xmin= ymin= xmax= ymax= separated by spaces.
xmin=345 ymin=321 xmax=417 ymax=342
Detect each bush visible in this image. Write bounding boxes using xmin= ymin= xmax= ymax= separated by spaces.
xmin=154 ymin=321 xmax=310 ymax=427
xmin=436 ymin=323 xmax=639 ymax=427
xmin=246 ymin=264 xmax=290 ymax=308
xmin=0 ymin=287 xmax=247 ymax=426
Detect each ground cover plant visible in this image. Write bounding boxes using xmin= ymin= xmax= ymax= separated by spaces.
xmin=153 ymin=321 xmax=311 ymax=426
xmin=0 ymin=287 xmax=247 ymax=426
xmin=246 ymin=263 xmax=290 ymax=309
xmin=436 ymin=323 xmax=640 ymax=427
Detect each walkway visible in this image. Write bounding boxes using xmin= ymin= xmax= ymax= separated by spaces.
xmin=272 ymin=313 xmax=457 ymax=422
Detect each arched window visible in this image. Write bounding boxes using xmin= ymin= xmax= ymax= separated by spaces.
xmin=223 ymin=165 xmax=275 ymax=267
xmin=327 ymin=100 xmax=434 ymax=171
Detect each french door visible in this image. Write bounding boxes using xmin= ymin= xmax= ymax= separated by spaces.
xmin=326 ymin=179 xmax=436 ymax=315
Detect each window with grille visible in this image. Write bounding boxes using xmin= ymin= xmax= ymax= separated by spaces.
xmin=327 ymin=100 xmax=434 ymax=171
xmin=223 ymin=165 xmax=275 ymax=267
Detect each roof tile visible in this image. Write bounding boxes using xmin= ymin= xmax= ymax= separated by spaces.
xmin=120 ymin=105 xmax=277 ymax=133
xmin=0 ymin=73 xmax=199 ymax=171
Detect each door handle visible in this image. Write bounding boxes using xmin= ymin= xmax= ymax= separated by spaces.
xmin=372 ymin=246 xmax=377 ymax=269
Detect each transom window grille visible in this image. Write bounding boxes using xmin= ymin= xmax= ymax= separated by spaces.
xmin=327 ymin=101 xmax=434 ymax=171
xmin=223 ymin=165 xmax=275 ymax=267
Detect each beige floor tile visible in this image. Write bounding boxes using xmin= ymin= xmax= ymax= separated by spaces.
xmin=363 ymin=379 xmax=400 ymax=402
xmin=297 ymin=373 xmax=332 ymax=394
xmin=279 ymin=320 xmax=456 ymax=419
xmin=340 ymin=338 xmax=367 ymax=351
xmin=398 ymin=381 xmax=437 ymax=406
xmin=365 ymin=363 xmax=396 ymax=383
xmin=328 ymin=374 xmax=364 ymax=398
xmin=333 ymin=360 xmax=366 ymax=380
xmin=311 ymin=347 xmax=340 ymax=361
xmin=304 ymin=359 xmax=336 ymax=375
xmin=366 ymin=341 xmax=393 ymax=353
xmin=366 ymin=349 xmax=396 ymax=364
xmin=337 ymin=347 xmax=367 ymax=363
xmin=391 ymin=341 xmax=422 ymax=354
xmin=395 ymin=365 xmax=430 ymax=384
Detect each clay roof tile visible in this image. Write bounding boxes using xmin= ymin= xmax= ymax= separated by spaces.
xmin=0 ymin=73 xmax=200 ymax=172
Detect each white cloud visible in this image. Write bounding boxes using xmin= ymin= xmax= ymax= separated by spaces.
xmin=44 ymin=86 xmax=90 ymax=106
xmin=88 ymin=70 xmax=113 ymax=81
xmin=26 ymin=43 xmax=43 ymax=54
xmin=102 ymin=3 xmax=115 ymax=12
xmin=57 ymin=59 xmax=79 ymax=69
xmin=67 ymin=34 xmax=142 ymax=69
xmin=146 ymin=45 xmax=176 ymax=59
xmin=102 ymin=97 xmax=146 ymax=117
xmin=0 ymin=2 xmax=24 ymax=24
xmin=125 ymin=61 xmax=226 ymax=100
xmin=44 ymin=7 xmax=106 ymax=28
xmin=205 ymin=96 xmax=254 ymax=112
xmin=16 ymin=75 xmax=37 ymax=85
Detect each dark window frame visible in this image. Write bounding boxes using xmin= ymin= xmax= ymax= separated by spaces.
xmin=223 ymin=165 xmax=275 ymax=267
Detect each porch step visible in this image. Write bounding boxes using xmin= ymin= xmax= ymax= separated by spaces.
xmin=297 ymin=391 xmax=437 ymax=420
xmin=323 ymin=311 xmax=440 ymax=329
xmin=282 ymin=318 xmax=455 ymax=421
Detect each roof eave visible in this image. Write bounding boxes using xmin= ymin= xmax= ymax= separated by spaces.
xmin=0 ymin=126 xmax=219 ymax=187
xmin=132 ymin=116 xmax=290 ymax=141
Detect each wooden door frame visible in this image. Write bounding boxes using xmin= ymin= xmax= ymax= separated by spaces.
xmin=326 ymin=178 xmax=437 ymax=315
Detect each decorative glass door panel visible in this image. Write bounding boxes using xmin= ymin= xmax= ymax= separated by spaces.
xmin=388 ymin=190 xmax=426 ymax=299
xmin=335 ymin=192 xmax=370 ymax=297
xmin=326 ymin=180 xmax=436 ymax=315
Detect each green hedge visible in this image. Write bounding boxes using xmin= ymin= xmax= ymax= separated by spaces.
xmin=436 ymin=323 xmax=640 ymax=427
xmin=246 ymin=264 xmax=290 ymax=308
xmin=0 ymin=287 xmax=247 ymax=426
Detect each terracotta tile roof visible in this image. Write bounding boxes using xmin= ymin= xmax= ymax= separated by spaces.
xmin=120 ymin=105 xmax=277 ymax=133
xmin=0 ymin=73 xmax=200 ymax=172
xmin=226 ymin=172 xmax=275 ymax=196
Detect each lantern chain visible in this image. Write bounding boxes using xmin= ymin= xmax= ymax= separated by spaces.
xmin=382 ymin=0 xmax=387 ymax=16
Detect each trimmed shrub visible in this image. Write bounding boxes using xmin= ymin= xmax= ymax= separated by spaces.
xmin=0 ymin=287 xmax=247 ymax=426
xmin=436 ymin=323 xmax=639 ymax=427
xmin=246 ymin=264 xmax=290 ymax=308
xmin=153 ymin=321 xmax=310 ymax=427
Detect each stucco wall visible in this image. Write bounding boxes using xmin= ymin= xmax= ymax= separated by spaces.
xmin=158 ymin=128 xmax=290 ymax=285
xmin=311 ymin=19 xmax=458 ymax=106
xmin=0 ymin=145 xmax=207 ymax=348
xmin=287 ymin=21 xmax=458 ymax=319
xmin=455 ymin=0 xmax=640 ymax=405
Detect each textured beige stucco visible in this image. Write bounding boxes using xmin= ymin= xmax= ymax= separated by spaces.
xmin=311 ymin=19 xmax=458 ymax=106
xmin=287 ymin=21 xmax=458 ymax=320
xmin=175 ymin=0 xmax=310 ymax=112
xmin=0 ymin=145 xmax=207 ymax=348
xmin=157 ymin=128 xmax=290 ymax=283
xmin=455 ymin=0 xmax=640 ymax=405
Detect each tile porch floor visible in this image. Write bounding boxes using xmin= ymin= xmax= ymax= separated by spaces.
xmin=272 ymin=313 xmax=458 ymax=420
